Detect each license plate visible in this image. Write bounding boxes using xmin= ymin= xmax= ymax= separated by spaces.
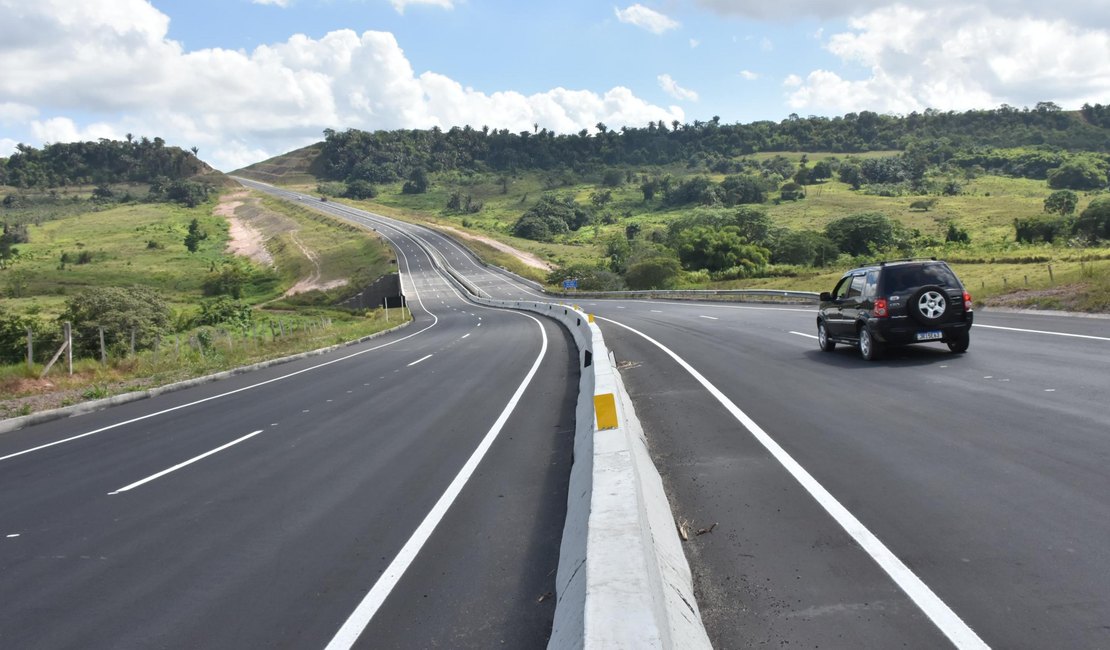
xmin=916 ymin=330 xmax=943 ymax=341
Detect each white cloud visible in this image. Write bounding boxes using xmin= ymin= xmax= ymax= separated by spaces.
xmin=0 ymin=138 xmax=18 ymax=157
xmin=657 ymin=74 xmax=698 ymax=101
xmin=30 ymin=117 xmax=120 ymax=144
xmin=252 ymin=0 xmax=292 ymax=7
xmin=390 ymin=0 xmax=454 ymax=14
xmin=787 ymin=5 xmax=1110 ymax=114
xmin=0 ymin=1 xmax=682 ymax=171
xmin=739 ymin=70 xmax=759 ymax=81
xmin=614 ymin=4 xmax=679 ymax=35
xmin=694 ymin=0 xmax=1110 ymax=23
xmin=0 ymin=102 xmax=38 ymax=125
xmin=689 ymin=38 xmax=700 ymax=48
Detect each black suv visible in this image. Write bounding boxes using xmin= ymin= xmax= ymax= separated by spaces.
xmin=817 ymin=259 xmax=973 ymax=360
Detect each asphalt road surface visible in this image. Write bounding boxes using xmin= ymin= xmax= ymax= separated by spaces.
xmin=11 ymin=178 xmax=1103 ymax=649
xmin=240 ymin=181 xmax=1110 ymax=649
xmin=0 ymin=197 xmax=577 ymax=649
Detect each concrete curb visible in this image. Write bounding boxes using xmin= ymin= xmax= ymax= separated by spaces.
xmin=470 ymin=299 xmax=711 ymax=650
xmin=0 ymin=321 xmax=411 ymax=437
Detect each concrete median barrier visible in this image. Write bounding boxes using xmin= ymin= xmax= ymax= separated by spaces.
xmin=470 ymin=297 xmax=711 ymax=650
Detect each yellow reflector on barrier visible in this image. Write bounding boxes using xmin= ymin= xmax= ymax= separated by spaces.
xmin=588 ymin=314 xmax=595 ymax=323
xmin=594 ymin=393 xmax=618 ymax=430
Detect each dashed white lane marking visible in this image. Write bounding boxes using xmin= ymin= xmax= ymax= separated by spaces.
xmin=975 ymin=324 xmax=1110 ymax=341
xmin=108 ymin=430 xmax=265 ymax=495
xmin=699 ymin=315 xmax=719 ymax=320
xmin=598 ymin=315 xmax=990 ymax=650
xmin=407 ymin=354 xmax=433 ymax=367
xmin=461 ymin=334 xmax=470 ymax=340
xmin=790 ymin=331 xmax=818 ymax=340
xmin=6 ymin=534 xmax=19 ymax=538
xmin=650 ymin=310 xmax=663 ymax=313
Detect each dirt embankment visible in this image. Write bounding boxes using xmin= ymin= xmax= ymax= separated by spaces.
xmin=218 ymin=190 xmax=274 ymax=268
xmin=435 ymin=224 xmax=553 ymax=272
xmin=218 ymin=190 xmax=346 ymax=296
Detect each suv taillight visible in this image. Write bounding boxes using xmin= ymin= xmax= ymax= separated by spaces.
xmin=963 ymin=291 xmax=973 ymax=312
xmin=874 ymin=297 xmax=889 ymax=318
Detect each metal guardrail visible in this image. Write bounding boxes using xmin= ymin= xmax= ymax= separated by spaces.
xmin=548 ymin=288 xmax=820 ymax=303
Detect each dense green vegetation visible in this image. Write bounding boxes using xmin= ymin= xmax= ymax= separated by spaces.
xmin=238 ymin=104 xmax=1110 ymax=312
xmin=0 ymin=183 xmax=405 ymax=414
xmin=314 ymin=104 xmax=1110 ymax=184
xmin=0 ymin=137 xmax=212 ymax=188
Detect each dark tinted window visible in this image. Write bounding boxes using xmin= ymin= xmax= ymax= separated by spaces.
xmin=880 ymin=264 xmax=960 ymax=294
xmin=847 ymin=275 xmax=866 ymax=298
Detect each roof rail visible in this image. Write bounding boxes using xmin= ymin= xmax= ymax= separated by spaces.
xmin=879 ymin=257 xmax=938 ymax=266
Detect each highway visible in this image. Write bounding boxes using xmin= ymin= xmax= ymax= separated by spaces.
xmin=0 ymin=191 xmax=577 ymax=649
xmin=239 ymin=182 xmax=1110 ymax=648
xmin=4 ymin=178 xmax=1108 ymax=649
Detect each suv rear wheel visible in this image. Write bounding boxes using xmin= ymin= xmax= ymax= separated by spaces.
xmin=859 ymin=327 xmax=883 ymax=361
xmin=946 ymin=331 xmax=970 ymax=353
xmin=817 ymin=321 xmax=836 ymax=352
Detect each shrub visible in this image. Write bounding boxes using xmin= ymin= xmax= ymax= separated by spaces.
xmin=59 ymin=286 xmax=174 ymax=356
xmin=1013 ymin=216 xmax=1068 ymax=243
xmin=825 ymin=212 xmax=906 ymax=256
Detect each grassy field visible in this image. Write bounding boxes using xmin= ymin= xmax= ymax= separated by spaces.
xmin=0 ymin=189 xmax=408 ymax=414
xmin=240 ymin=153 xmax=1110 ymax=311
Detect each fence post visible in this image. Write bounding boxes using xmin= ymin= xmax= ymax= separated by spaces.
xmin=130 ymin=328 xmax=136 ymax=357
xmin=1048 ymin=264 xmax=1054 ymax=283
xmin=26 ymin=327 xmax=33 ymax=370
xmin=65 ymin=322 xmax=72 ymax=375
xmin=99 ymin=327 xmax=107 ymax=365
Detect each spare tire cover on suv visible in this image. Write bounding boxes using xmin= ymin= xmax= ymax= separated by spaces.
xmin=909 ymin=284 xmax=948 ymax=325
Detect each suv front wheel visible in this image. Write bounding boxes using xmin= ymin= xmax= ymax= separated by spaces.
xmin=859 ymin=327 xmax=883 ymax=361
xmin=817 ymin=321 xmax=836 ymax=352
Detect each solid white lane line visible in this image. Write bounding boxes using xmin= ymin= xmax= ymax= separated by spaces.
xmin=108 ymin=430 xmax=264 ymax=495
xmin=597 ymin=315 xmax=989 ymax=650
xmin=325 ymin=314 xmax=549 ymax=650
xmin=699 ymin=315 xmax=719 ymax=320
xmin=407 ymin=354 xmax=433 ymax=367
xmin=790 ymin=331 xmax=819 ymax=339
xmin=975 ymin=324 xmax=1110 ymax=341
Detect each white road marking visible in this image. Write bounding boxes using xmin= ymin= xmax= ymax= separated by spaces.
xmin=108 ymin=430 xmax=264 ymax=495
xmin=790 ymin=331 xmax=818 ymax=340
xmin=598 ymin=315 xmax=990 ymax=650
xmin=650 ymin=310 xmax=663 ymax=313
xmin=325 ymin=315 xmax=549 ymax=650
xmin=975 ymin=324 xmax=1109 ymax=341
xmin=407 ymin=354 xmax=433 ymax=367
xmin=461 ymin=334 xmax=470 ymax=339
xmin=6 ymin=534 xmax=19 ymax=538
xmin=699 ymin=315 xmax=719 ymax=320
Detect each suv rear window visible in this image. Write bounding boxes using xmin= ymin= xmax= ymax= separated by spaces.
xmin=879 ymin=264 xmax=960 ymax=294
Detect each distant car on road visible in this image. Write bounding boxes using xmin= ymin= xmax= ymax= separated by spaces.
xmin=817 ymin=258 xmax=973 ymax=360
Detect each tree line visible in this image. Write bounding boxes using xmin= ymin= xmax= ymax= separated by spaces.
xmin=0 ymin=136 xmax=208 ymax=189
xmin=316 ymin=104 xmax=1110 ymax=184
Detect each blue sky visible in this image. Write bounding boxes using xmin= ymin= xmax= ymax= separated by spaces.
xmin=1 ymin=0 xmax=1108 ymax=171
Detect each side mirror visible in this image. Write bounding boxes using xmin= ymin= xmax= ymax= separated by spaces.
xmin=819 ymin=292 xmax=832 ymax=302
